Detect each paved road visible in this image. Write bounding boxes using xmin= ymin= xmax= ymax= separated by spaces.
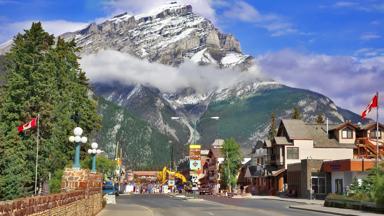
xmin=99 ymin=194 xmax=334 ymax=216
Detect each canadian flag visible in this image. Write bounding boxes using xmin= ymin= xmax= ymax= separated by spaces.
xmin=18 ymin=117 xmax=38 ymax=133
xmin=361 ymin=93 xmax=378 ymax=119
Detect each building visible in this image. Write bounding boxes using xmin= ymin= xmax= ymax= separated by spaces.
xmin=205 ymin=140 xmax=224 ymax=194
xmin=248 ymin=119 xmax=361 ymax=195
xmin=322 ymin=159 xmax=376 ymax=194
xmin=287 ymin=159 xmax=328 ymax=199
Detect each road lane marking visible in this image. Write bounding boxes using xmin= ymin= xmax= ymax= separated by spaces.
xmin=207 ymin=212 xmax=214 ymax=215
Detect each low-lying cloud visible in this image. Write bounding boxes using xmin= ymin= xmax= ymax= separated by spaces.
xmin=257 ymin=49 xmax=384 ymax=120
xmin=80 ymin=49 xmax=263 ymax=93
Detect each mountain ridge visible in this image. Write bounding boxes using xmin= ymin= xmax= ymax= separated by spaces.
xmin=0 ymin=2 xmax=365 ymax=167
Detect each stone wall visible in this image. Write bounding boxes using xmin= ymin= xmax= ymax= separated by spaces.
xmin=61 ymin=168 xmax=103 ymax=192
xmin=0 ymin=168 xmax=103 ymax=216
xmin=0 ymin=189 xmax=102 ymax=216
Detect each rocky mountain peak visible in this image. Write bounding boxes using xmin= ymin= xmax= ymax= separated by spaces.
xmin=61 ymin=2 xmax=246 ymax=67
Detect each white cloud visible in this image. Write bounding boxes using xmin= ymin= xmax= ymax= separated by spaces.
xmin=354 ymin=48 xmax=384 ymax=58
xmin=257 ymin=49 xmax=384 ymax=121
xmin=330 ymin=1 xmax=384 ymax=12
xmin=103 ymin=0 xmax=216 ymax=23
xmin=80 ymin=49 xmax=263 ymax=93
xmin=360 ymin=32 xmax=381 ymax=41
xmin=0 ymin=20 xmax=88 ymax=43
xmin=220 ymin=1 xmax=297 ymax=36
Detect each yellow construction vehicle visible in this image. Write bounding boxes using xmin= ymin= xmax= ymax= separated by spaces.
xmin=157 ymin=166 xmax=187 ymax=185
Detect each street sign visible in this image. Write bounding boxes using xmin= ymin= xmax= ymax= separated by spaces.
xmin=189 ymin=160 xmax=201 ymax=170
xmin=168 ymin=179 xmax=175 ymax=187
xmin=189 ymin=145 xmax=201 ymax=170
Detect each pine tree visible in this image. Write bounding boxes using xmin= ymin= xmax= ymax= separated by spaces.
xmin=221 ymin=138 xmax=243 ymax=193
xmin=316 ymin=114 xmax=325 ymax=124
xmin=268 ymin=112 xmax=277 ymax=140
xmin=0 ymin=23 xmax=101 ymax=200
xmin=0 ymin=22 xmax=56 ymax=199
xmin=292 ymin=107 xmax=301 ymax=119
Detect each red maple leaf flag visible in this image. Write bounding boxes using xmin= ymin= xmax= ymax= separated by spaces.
xmin=361 ymin=94 xmax=378 ymax=119
xmin=18 ymin=117 xmax=38 ymax=133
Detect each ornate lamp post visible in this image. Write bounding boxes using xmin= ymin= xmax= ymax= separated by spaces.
xmin=68 ymin=127 xmax=88 ymax=169
xmin=88 ymin=142 xmax=102 ymax=173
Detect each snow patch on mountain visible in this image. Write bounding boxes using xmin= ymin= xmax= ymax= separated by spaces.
xmin=221 ymin=52 xmax=249 ymax=67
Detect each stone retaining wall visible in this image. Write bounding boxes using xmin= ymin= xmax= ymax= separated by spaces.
xmin=0 ymin=189 xmax=102 ymax=216
xmin=0 ymin=168 xmax=104 ymax=216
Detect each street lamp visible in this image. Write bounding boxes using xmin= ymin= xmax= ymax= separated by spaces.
xmin=87 ymin=142 xmax=102 ymax=173
xmin=69 ymin=127 xmax=88 ymax=169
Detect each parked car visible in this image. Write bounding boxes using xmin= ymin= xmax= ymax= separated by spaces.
xmin=102 ymin=182 xmax=119 ymax=196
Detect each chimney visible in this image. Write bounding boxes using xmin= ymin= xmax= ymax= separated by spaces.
xmin=326 ymin=118 xmax=329 ymax=134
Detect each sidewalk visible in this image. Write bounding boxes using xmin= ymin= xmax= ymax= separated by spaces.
xmin=233 ymin=194 xmax=324 ymax=205
xmin=290 ymin=204 xmax=382 ymax=216
xmin=97 ymin=203 xmax=153 ymax=216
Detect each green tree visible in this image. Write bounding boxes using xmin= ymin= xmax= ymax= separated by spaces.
xmin=316 ymin=114 xmax=325 ymax=124
xmin=220 ymin=138 xmax=243 ymax=193
xmin=81 ymin=155 xmax=117 ymax=178
xmin=0 ymin=23 xmax=101 ymax=200
xmin=291 ymin=107 xmax=301 ymax=119
xmin=268 ymin=112 xmax=277 ymax=140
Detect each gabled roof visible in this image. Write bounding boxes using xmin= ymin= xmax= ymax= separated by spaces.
xmin=330 ymin=122 xmax=358 ymax=131
xmin=360 ymin=122 xmax=384 ymax=130
xmin=280 ymin=119 xmax=312 ymax=140
xmin=274 ymin=136 xmax=292 ymax=145
xmin=264 ymin=139 xmax=272 ymax=148
xmin=308 ymin=125 xmax=355 ymax=148
xmin=208 ymin=148 xmax=223 ymax=158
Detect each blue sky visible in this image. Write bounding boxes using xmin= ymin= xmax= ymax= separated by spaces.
xmin=0 ymin=0 xmax=383 ymax=120
xmin=1 ymin=0 xmax=383 ymax=57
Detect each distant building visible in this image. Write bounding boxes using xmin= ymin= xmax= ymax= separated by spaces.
xmin=245 ymin=119 xmax=383 ymax=197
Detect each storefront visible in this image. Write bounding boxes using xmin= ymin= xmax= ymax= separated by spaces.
xmin=287 ymin=159 xmax=330 ymax=199
xmin=321 ymin=159 xmax=375 ymax=194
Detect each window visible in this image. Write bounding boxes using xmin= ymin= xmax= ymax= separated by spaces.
xmin=311 ymin=175 xmax=326 ymax=194
xmin=335 ymin=179 xmax=343 ymax=194
xmin=370 ymin=130 xmax=382 ymax=139
xmin=287 ymin=147 xmax=299 ymax=159
xmin=342 ymin=128 xmax=353 ymax=139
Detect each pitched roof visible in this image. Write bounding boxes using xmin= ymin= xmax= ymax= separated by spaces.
xmin=274 ymin=136 xmax=292 ymax=145
xmin=264 ymin=139 xmax=272 ymax=148
xmin=360 ymin=122 xmax=384 ymax=130
xmin=133 ymin=171 xmax=158 ymax=176
xmin=330 ymin=122 xmax=358 ymax=131
xmin=209 ymin=148 xmax=223 ymax=158
xmin=281 ymin=119 xmax=312 ymax=140
xmin=308 ymin=125 xmax=355 ymax=149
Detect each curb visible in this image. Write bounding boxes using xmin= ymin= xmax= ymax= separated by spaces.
xmin=289 ymin=205 xmax=360 ymax=216
xmin=251 ymin=198 xmax=323 ymax=205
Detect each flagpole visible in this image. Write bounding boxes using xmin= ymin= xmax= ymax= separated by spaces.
xmin=34 ymin=114 xmax=40 ymax=195
xmin=376 ymin=92 xmax=379 ymax=172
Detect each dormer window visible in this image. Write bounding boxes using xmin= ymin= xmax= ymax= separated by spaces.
xmin=342 ymin=128 xmax=353 ymax=139
xmin=370 ymin=129 xmax=382 ymax=139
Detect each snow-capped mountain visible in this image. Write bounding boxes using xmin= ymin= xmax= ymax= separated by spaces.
xmin=0 ymin=2 xmax=364 ymax=167
xmin=62 ymin=2 xmax=252 ymax=68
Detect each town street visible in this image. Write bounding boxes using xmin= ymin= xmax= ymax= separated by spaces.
xmin=98 ymin=194 xmax=334 ymax=216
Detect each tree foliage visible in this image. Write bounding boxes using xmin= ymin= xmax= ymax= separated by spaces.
xmin=316 ymin=114 xmax=325 ymax=124
xmin=268 ymin=112 xmax=277 ymax=140
xmin=347 ymin=163 xmax=384 ymax=204
xmin=291 ymin=107 xmax=301 ymax=119
xmin=81 ymin=155 xmax=117 ymax=179
xmin=0 ymin=22 xmax=101 ymax=200
xmin=220 ymin=138 xmax=243 ymax=191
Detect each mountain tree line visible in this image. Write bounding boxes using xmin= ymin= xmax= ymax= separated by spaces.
xmin=0 ymin=23 xmax=101 ymax=200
